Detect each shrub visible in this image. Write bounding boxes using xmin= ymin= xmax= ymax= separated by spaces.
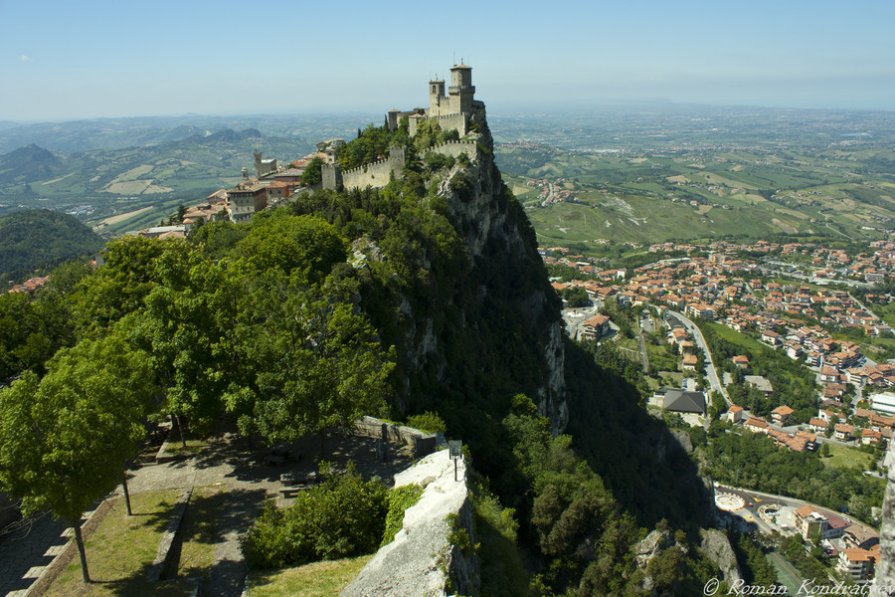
xmin=243 ymin=464 xmax=388 ymax=569
xmin=381 ymin=484 xmax=424 ymax=546
xmin=423 ymin=152 xmax=455 ymax=173
xmin=406 ymin=411 xmax=447 ymax=434
xmin=448 ymin=171 xmax=474 ymax=202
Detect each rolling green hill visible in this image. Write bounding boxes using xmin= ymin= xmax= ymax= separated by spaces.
xmin=0 ymin=129 xmax=314 ymax=233
xmin=0 ymin=144 xmax=62 ymax=184
xmin=498 ymin=142 xmax=895 ymax=252
xmin=0 ymin=209 xmax=103 ymax=283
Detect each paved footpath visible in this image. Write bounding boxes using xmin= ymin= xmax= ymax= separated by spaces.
xmin=128 ymin=433 xmax=276 ymax=597
xmin=2 ymin=430 xmax=410 ymax=597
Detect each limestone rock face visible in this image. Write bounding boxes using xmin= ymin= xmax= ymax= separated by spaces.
xmin=349 ymin=106 xmax=567 ymax=432
xmin=435 ymin=114 xmax=568 ymax=432
xmin=873 ymin=441 xmax=895 ymax=596
xmin=700 ymin=529 xmax=742 ymax=586
xmin=341 ymin=450 xmax=479 ymax=597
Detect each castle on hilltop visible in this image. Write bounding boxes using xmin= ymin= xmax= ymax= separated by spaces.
xmin=323 ymin=63 xmax=483 ymax=191
xmin=387 ymin=62 xmax=484 ymax=138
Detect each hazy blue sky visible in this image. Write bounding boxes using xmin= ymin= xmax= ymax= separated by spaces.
xmin=1 ymin=0 xmax=893 ymax=120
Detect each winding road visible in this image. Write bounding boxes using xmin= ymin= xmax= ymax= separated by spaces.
xmin=667 ymin=310 xmax=730 ymax=406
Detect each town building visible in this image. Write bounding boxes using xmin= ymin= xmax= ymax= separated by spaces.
xmin=870 ymin=392 xmax=895 ymax=417
xmin=662 ymin=389 xmax=706 ymax=427
xmin=227 ymin=182 xmax=268 ymax=222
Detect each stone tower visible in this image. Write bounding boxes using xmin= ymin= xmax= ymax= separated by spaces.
xmin=449 ymin=64 xmax=475 ymax=115
xmin=428 ymin=78 xmax=446 ymax=115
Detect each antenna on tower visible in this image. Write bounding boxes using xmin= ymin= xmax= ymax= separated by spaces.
xmin=453 ymin=51 xmax=456 ymax=65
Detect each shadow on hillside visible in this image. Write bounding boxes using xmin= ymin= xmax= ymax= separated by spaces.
xmin=563 ymin=339 xmax=712 ymax=531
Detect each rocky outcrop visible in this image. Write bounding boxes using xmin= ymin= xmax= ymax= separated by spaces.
xmin=872 ymin=441 xmax=895 ymax=596
xmin=341 ymin=450 xmax=479 ymax=597
xmin=345 ymin=104 xmax=567 ymax=432
xmin=700 ymin=529 xmax=742 ymax=585
xmin=434 ymin=113 xmax=567 ymax=432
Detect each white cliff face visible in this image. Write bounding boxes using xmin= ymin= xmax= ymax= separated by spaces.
xmin=340 ymin=450 xmax=479 ymax=597
xmin=873 ymin=442 xmax=895 ymax=596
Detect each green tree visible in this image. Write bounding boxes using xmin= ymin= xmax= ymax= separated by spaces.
xmin=0 ymin=292 xmax=64 ymax=381
xmin=132 ymin=243 xmax=236 ymax=442
xmin=234 ymin=211 xmax=346 ymax=281
xmin=246 ymin=280 xmax=395 ymax=455
xmin=560 ymin=286 xmax=590 ymax=308
xmin=0 ymin=332 xmax=155 ymax=582
xmin=300 ymin=156 xmax=325 ymax=187
xmin=243 ymin=463 xmax=388 ymax=569
xmin=69 ymin=235 xmax=168 ymax=336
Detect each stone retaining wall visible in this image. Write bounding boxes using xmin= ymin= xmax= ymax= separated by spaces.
xmin=26 ymin=498 xmax=114 ymax=595
xmin=146 ymin=488 xmax=193 ymax=582
xmin=353 ymin=416 xmax=436 ymax=457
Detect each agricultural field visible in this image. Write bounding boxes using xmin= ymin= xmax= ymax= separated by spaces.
xmin=494 ymin=107 xmax=895 ymax=256
xmin=0 ymin=114 xmax=368 ymax=235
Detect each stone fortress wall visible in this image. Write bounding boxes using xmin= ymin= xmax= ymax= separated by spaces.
xmin=425 ymin=139 xmax=477 ymax=160
xmin=408 ymin=112 xmax=468 ymax=137
xmin=340 ymin=148 xmax=406 ymax=191
xmin=323 ymin=63 xmax=480 ymax=193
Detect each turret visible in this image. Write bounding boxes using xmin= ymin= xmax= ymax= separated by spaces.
xmin=428 ymin=78 xmax=446 ymax=114
xmin=448 ymin=64 xmax=475 ymax=114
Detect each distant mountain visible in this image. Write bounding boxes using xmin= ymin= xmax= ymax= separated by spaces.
xmin=0 ymin=144 xmax=62 ymax=184
xmin=0 ymin=114 xmax=378 ymax=155
xmin=0 ymin=209 xmax=103 ymax=282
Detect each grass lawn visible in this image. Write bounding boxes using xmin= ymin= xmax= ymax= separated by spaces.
xmin=705 ymin=322 xmax=769 ymax=356
xmin=820 ymin=442 xmax=874 ymax=470
xmin=163 ymin=438 xmax=211 ymax=458
xmin=176 ymin=486 xmax=225 ymax=580
xmin=45 ymin=490 xmax=196 ymax=597
xmin=246 ymin=555 xmax=372 ymax=597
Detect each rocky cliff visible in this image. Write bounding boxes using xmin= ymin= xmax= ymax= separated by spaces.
xmin=873 ymin=441 xmax=895 ymax=596
xmin=434 ymin=116 xmax=567 ymax=432
xmin=346 ymin=107 xmax=568 ymax=435
xmin=341 ymin=449 xmax=478 ymax=597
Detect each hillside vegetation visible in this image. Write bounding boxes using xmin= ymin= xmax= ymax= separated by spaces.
xmin=0 ymin=209 xmax=103 ymax=283
xmin=0 ymin=118 xmax=720 ymax=595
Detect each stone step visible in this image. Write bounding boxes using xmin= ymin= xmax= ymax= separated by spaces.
xmin=23 ymin=565 xmax=46 ymax=579
xmin=44 ymin=544 xmax=66 ymax=557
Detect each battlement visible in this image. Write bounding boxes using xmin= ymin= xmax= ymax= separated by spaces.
xmin=323 ymin=148 xmax=406 ymax=191
xmin=425 ymin=139 xmax=478 ymax=161
xmin=428 ymin=63 xmax=476 ymax=118
xmin=342 ymin=147 xmax=405 ymax=178
xmin=323 ymin=65 xmax=483 ymax=192
xmin=409 ymin=112 xmax=469 ymax=138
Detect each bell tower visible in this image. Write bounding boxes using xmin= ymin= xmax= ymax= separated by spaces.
xmin=428 ymin=77 xmax=446 ymax=115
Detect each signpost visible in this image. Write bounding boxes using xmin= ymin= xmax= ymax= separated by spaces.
xmin=449 ymin=440 xmax=463 ymax=482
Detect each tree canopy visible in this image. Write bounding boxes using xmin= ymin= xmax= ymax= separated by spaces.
xmin=0 ymin=331 xmax=155 ymax=520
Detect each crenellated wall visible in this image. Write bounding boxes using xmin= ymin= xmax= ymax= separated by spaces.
xmin=426 ymin=139 xmax=477 ymax=161
xmin=340 ymin=148 xmax=406 ymax=191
